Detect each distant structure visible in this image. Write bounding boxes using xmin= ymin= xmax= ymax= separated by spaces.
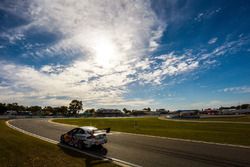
xmin=221 ymin=108 xmax=250 ymax=115
xmin=220 ymin=108 xmax=236 ymax=115
xmin=167 ymin=110 xmax=200 ymax=119
xmin=156 ymin=109 xmax=169 ymax=115
xmin=233 ymin=109 xmax=250 ymax=114
xmin=5 ymin=110 xmax=17 ymax=115
xmin=200 ymin=108 xmax=220 ymax=115
xmin=131 ymin=109 xmax=158 ymax=116
xmin=131 ymin=110 xmax=148 ymax=116
xmin=95 ymin=108 xmax=123 ymax=117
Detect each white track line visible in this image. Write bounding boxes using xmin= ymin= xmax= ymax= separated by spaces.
xmin=49 ymin=118 xmax=250 ymax=149
xmin=5 ymin=120 xmax=141 ymax=167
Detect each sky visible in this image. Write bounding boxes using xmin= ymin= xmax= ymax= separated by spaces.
xmin=0 ymin=0 xmax=250 ymax=110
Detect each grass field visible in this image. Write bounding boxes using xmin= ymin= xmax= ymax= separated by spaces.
xmin=54 ymin=117 xmax=250 ymax=146
xmin=0 ymin=120 xmax=118 ymax=167
xmin=197 ymin=115 xmax=250 ymax=122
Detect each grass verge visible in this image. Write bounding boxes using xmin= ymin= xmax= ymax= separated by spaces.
xmin=197 ymin=115 xmax=250 ymax=122
xmin=54 ymin=117 xmax=250 ymax=146
xmin=0 ymin=120 xmax=118 ymax=167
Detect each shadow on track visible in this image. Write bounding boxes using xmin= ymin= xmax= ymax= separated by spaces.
xmin=57 ymin=143 xmax=111 ymax=167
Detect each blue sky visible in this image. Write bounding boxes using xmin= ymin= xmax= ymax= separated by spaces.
xmin=0 ymin=0 xmax=250 ymax=110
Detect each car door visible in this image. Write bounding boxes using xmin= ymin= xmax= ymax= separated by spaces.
xmin=72 ymin=129 xmax=86 ymax=146
xmin=74 ymin=129 xmax=85 ymax=141
xmin=64 ymin=128 xmax=79 ymax=144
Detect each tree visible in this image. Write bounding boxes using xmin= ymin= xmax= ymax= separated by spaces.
xmin=27 ymin=106 xmax=42 ymax=115
xmin=123 ymin=108 xmax=131 ymax=114
xmin=230 ymin=106 xmax=236 ymax=109
xmin=87 ymin=108 xmax=95 ymax=114
xmin=59 ymin=106 xmax=68 ymax=116
xmin=84 ymin=108 xmax=95 ymax=117
xmin=69 ymin=100 xmax=83 ymax=116
xmin=241 ymin=104 xmax=250 ymax=109
xmin=0 ymin=103 xmax=7 ymax=115
xmin=43 ymin=106 xmax=54 ymax=115
xmin=7 ymin=103 xmax=19 ymax=111
xmin=54 ymin=106 xmax=68 ymax=116
xmin=143 ymin=107 xmax=151 ymax=112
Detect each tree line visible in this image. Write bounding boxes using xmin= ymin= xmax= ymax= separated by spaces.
xmin=1 ymin=100 xmax=249 ymax=116
xmin=0 ymin=100 xmax=83 ymax=116
xmin=218 ymin=104 xmax=250 ymax=110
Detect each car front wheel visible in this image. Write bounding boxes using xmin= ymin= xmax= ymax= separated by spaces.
xmin=60 ymin=135 xmax=65 ymax=144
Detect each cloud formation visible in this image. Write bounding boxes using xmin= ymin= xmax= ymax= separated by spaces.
xmin=208 ymin=37 xmax=218 ymax=44
xmin=0 ymin=1 xmax=249 ymax=108
xmin=0 ymin=0 xmax=166 ymax=106
xmin=220 ymin=86 xmax=250 ymax=94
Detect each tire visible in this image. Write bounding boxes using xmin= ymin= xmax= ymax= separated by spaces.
xmin=60 ymin=135 xmax=65 ymax=144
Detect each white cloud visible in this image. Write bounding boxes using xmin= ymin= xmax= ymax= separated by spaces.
xmin=0 ymin=49 xmax=201 ymax=107
xmin=25 ymin=0 xmax=165 ymax=63
xmin=194 ymin=8 xmax=221 ymax=22
xmin=138 ymin=53 xmax=199 ymax=85
xmin=0 ymin=32 xmax=25 ymax=44
xmin=200 ymin=35 xmax=249 ymax=61
xmin=148 ymin=25 xmax=166 ymax=51
xmin=208 ymin=37 xmax=218 ymax=44
xmin=0 ymin=60 xmax=157 ymax=107
xmin=0 ymin=0 xmax=167 ymax=107
xmin=219 ymin=86 xmax=250 ymax=94
xmin=1 ymin=1 xmax=249 ymax=108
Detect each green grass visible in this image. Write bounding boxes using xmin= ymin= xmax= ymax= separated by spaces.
xmin=54 ymin=117 xmax=250 ymax=146
xmin=0 ymin=120 xmax=118 ymax=167
xmin=197 ymin=115 xmax=250 ymax=122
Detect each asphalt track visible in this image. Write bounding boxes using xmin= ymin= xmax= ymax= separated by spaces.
xmin=9 ymin=119 xmax=250 ymax=167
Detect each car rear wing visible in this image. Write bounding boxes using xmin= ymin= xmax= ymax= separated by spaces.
xmin=96 ymin=128 xmax=111 ymax=134
xmin=104 ymin=128 xmax=111 ymax=133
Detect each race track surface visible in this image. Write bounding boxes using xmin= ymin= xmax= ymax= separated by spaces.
xmin=10 ymin=119 xmax=250 ymax=167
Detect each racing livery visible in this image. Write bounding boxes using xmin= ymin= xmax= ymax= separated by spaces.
xmin=60 ymin=126 xmax=110 ymax=149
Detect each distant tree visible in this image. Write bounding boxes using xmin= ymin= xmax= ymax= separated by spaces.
xmin=230 ymin=106 xmax=236 ymax=109
xmin=7 ymin=103 xmax=19 ymax=111
xmin=84 ymin=108 xmax=95 ymax=116
xmin=123 ymin=108 xmax=127 ymax=112
xmin=27 ymin=106 xmax=42 ymax=115
xmin=52 ymin=106 xmax=68 ymax=116
xmin=52 ymin=107 xmax=60 ymax=115
xmin=43 ymin=106 xmax=54 ymax=115
xmin=88 ymin=108 xmax=95 ymax=114
xmin=59 ymin=106 xmax=68 ymax=116
xmin=241 ymin=104 xmax=250 ymax=109
xmin=123 ymin=108 xmax=131 ymax=114
xmin=0 ymin=103 xmax=7 ymax=115
xmin=143 ymin=107 xmax=151 ymax=112
xmin=69 ymin=100 xmax=83 ymax=116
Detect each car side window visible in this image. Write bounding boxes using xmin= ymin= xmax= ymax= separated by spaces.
xmin=68 ymin=128 xmax=78 ymax=135
xmin=77 ymin=129 xmax=85 ymax=134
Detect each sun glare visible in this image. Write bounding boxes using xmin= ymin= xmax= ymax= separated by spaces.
xmin=93 ymin=37 xmax=119 ymax=68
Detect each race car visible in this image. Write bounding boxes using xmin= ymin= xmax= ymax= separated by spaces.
xmin=60 ymin=126 xmax=110 ymax=149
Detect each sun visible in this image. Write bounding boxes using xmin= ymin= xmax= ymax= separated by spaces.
xmin=93 ymin=36 xmax=119 ymax=68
